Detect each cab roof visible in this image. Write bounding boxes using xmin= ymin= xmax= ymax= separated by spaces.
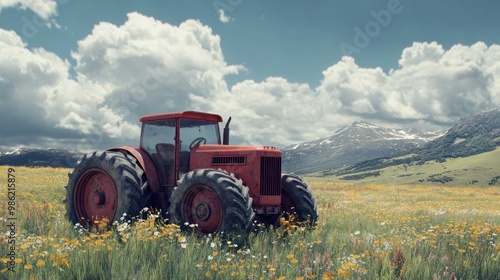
xmin=139 ymin=111 xmax=223 ymax=123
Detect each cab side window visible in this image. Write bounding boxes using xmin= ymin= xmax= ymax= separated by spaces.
xmin=142 ymin=120 xmax=176 ymax=185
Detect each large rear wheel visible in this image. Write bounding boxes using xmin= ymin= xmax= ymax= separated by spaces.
xmin=169 ymin=169 xmax=254 ymax=235
xmin=65 ymin=151 xmax=147 ymax=228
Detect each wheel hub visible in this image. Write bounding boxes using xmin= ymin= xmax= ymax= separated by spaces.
xmin=195 ymin=202 xmax=211 ymax=221
xmin=182 ymin=185 xmax=223 ymax=233
xmin=93 ymin=191 xmax=106 ymax=205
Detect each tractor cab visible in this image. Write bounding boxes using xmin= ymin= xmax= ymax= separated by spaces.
xmin=139 ymin=111 xmax=223 ymax=186
xmin=139 ymin=111 xmax=284 ymax=210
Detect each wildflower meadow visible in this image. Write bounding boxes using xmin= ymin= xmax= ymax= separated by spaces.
xmin=1 ymin=166 xmax=499 ymax=279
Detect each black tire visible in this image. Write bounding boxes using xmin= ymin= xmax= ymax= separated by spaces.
xmin=280 ymin=173 xmax=318 ymax=227
xmin=169 ymin=169 xmax=255 ymax=235
xmin=120 ymin=152 xmax=153 ymax=214
xmin=65 ymin=151 xmax=147 ymax=228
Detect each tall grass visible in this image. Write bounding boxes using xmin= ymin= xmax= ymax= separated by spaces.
xmin=1 ymin=166 xmax=499 ymax=279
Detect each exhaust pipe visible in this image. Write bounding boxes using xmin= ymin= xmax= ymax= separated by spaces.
xmin=223 ymin=117 xmax=231 ymax=145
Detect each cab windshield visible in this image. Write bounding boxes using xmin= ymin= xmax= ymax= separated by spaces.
xmin=180 ymin=119 xmax=220 ymax=152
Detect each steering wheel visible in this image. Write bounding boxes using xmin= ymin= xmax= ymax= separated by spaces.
xmin=189 ymin=137 xmax=207 ymax=150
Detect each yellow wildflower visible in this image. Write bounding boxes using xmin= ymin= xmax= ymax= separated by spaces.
xmin=36 ymin=259 xmax=45 ymax=267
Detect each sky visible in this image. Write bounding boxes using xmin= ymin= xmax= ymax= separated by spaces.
xmin=0 ymin=0 xmax=499 ymax=152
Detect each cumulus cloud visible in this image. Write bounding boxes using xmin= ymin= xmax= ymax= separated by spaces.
xmin=315 ymin=42 xmax=500 ymax=128
xmin=0 ymin=0 xmax=58 ymax=20
xmin=69 ymin=12 xmax=242 ymax=145
xmin=389 ymin=42 xmax=499 ymax=123
xmin=399 ymin=41 xmax=444 ymax=67
xmin=0 ymin=13 xmax=244 ymax=151
xmin=0 ymin=29 xmax=78 ymax=148
xmin=223 ymin=77 xmax=332 ymax=145
xmin=1 ymin=14 xmax=499 ymax=152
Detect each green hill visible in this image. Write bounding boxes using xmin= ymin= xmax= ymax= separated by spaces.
xmin=307 ymin=109 xmax=500 ymax=186
xmin=415 ymin=108 xmax=500 ymax=163
xmin=307 ymin=147 xmax=500 ymax=186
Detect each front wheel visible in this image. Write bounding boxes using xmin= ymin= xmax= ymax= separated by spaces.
xmin=280 ymin=173 xmax=318 ymax=227
xmin=169 ymin=169 xmax=255 ymax=235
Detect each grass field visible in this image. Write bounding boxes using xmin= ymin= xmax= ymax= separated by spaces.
xmin=1 ymin=166 xmax=500 ymax=279
xmin=308 ymin=147 xmax=500 ymax=187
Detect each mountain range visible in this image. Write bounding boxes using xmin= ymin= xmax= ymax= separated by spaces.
xmin=0 ymin=148 xmax=82 ymax=168
xmin=417 ymin=108 xmax=500 ymax=161
xmin=281 ymin=121 xmax=445 ymax=174
xmin=328 ymin=108 xmax=500 ymax=177
xmin=0 ymin=109 xmax=498 ymax=174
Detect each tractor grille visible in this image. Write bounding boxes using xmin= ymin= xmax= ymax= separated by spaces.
xmin=260 ymin=157 xmax=281 ymax=196
xmin=212 ymin=156 xmax=245 ymax=165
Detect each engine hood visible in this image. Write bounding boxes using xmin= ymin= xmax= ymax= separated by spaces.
xmin=192 ymin=144 xmax=281 ymax=154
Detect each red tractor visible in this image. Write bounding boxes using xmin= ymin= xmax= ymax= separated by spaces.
xmin=65 ymin=111 xmax=317 ymax=234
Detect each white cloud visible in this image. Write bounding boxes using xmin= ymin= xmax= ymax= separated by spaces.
xmin=387 ymin=42 xmax=499 ymax=122
xmin=0 ymin=0 xmax=58 ymax=20
xmin=0 ymin=28 xmax=82 ymax=149
xmin=0 ymin=14 xmax=499 ymax=152
xmin=0 ymin=28 xmax=26 ymax=47
xmin=69 ymin=12 xmax=243 ymax=143
xmin=218 ymin=9 xmax=231 ymax=23
xmin=351 ymin=99 xmax=376 ymax=114
xmin=0 ymin=29 xmax=69 ymax=125
xmin=58 ymin=112 xmax=94 ymax=134
xmin=314 ymin=42 xmax=500 ymax=129
xmin=0 ymin=14 xmax=245 ymax=151
xmin=317 ymin=56 xmax=388 ymax=115
xmin=222 ymin=77 xmax=332 ymax=145
xmin=399 ymin=41 xmax=444 ymax=67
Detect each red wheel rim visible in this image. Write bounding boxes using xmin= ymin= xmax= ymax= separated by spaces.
xmin=74 ymin=168 xmax=117 ymax=226
xmin=181 ymin=185 xmax=222 ymax=233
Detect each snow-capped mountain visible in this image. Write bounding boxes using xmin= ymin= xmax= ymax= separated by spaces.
xmin=282 ymin=121 xmax=445 ymax=174
xmin=3 ymin=148 xmax=22 ymax=155
xmin=0 ymin=148 xmax=83 ymax=168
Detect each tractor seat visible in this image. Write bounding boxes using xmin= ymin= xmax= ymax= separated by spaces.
xmin=154 ymin=143 xmax=175 ymax=185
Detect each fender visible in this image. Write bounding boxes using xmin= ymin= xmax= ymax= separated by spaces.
xmin=108 ymin=146 xmax=161 ymax=193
